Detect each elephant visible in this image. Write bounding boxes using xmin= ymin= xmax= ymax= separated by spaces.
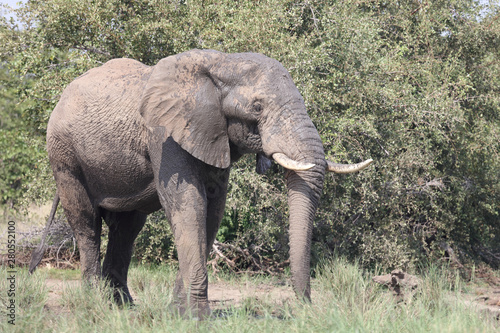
xmin=29 ymin=49 xmax=372 ymax=318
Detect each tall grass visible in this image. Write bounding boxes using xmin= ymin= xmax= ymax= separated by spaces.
xmin=0 ymin=268 xmax=49 ymax=332
xmin=0 ymin=258 xmax=497 ymax=332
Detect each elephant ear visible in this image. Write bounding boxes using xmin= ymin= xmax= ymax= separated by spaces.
xmin=139 ymin=50 xmax=230 ymax=168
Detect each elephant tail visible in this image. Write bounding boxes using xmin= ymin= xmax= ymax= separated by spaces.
xmin=29 ymin=191 xmax=60 ymax=274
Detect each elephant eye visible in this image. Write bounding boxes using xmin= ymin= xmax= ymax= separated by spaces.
xmin=253 ymin=103 xmax=263 ymax=114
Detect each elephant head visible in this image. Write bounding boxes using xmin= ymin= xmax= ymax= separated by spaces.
xmin=140 ymin=49 xmax=372 ymax=301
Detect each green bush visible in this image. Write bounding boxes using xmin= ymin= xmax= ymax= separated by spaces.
xmin=1 ymin=0 xmax=498 ymax=269
xmin=133 ymin=211 xmax=176 ymax=264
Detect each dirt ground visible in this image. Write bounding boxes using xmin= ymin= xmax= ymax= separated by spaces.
xmin=207 ymin=281 xmax=296 ymax=309
xmin=466 ymin=270 xmax=500 ymax=318
xmin=465 ymin=286 xmax=500 ymax=318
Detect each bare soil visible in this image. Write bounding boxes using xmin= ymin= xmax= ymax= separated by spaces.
xmin=467 ymin=269 xmax=500 ymax=319
xmin=208 ymin=281 xmax=296 ymax=309
xmin=466 ymin=286 xmax=500 ymax=318
xmin=44 ymin=279 xmax=79 ymax=315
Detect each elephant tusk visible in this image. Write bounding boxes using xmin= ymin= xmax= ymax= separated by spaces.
xmin=272 ymin=153 xmax=316 ymax=171
xmin=326 ymin=159 xmax=373 ymax=174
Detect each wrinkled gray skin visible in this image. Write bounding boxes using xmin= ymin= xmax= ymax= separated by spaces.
xmin=46 ymin=49 xmax=326 ymax=317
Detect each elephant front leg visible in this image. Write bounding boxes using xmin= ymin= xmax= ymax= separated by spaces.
xmin=169 ymin=192 xmax=210 ymax=319
xmin=168 ymin=168 xmax=229 ymax=319
xmin=149 ymin=136 xmax=215 ymax=318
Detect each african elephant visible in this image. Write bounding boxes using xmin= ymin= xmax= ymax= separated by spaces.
xmin=30 ymin=49 xmax=372 ymax=317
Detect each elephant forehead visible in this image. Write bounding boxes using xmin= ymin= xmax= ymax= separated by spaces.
xmin=232 ymin=85 xmax=278 ymax=104
xmin=173 ymin=49 xmax=223 ymax=64
xmin=252 ymin=73 xmax=303 ymax=104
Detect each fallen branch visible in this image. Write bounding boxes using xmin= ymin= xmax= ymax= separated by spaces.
xmin=209 ymin=240 xmax=288 ymax=276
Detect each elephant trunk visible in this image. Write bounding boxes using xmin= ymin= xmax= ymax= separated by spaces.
xmin=261 ymin=102 xmax=326 ymax=301
xmin=286 ymin=165 xmax=324 ymax=301
xmin=276 ymin=112 xmax=326 ymax=301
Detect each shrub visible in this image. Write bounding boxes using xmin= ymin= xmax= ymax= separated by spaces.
xmin=1 ymin=0 xmax=498 ymax=270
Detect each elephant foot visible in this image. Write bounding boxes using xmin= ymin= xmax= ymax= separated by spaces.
xmin=102 ymin=271 xmax=134 ymax=305
xmin=170 ymin=297 xmax=211 ymax=320
xmin=112 ymin=286 xmax=134 ymax=306
xmin=171 ymin=274 xmax=211 ymax=319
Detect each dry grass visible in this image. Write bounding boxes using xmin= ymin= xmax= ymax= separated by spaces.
xmin=0 ymin=257 xmax=498 ymax=332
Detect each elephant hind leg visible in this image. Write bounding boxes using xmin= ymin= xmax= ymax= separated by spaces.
xmin=102 ymin=210 xmax=147 ymax=304
xmin=52 ymin=163 xmax=102 ymax=282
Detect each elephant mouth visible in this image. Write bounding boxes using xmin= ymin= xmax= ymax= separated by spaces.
xmin=227 ymin=120 xmax=263 ymax=155
xmin=243 ymin=131 xmax=263 ymax=154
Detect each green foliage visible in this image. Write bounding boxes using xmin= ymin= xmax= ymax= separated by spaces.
xmin=306 ymin=0 xmax=500 ymax=269
xmin=133 ymin=210 xmax=176 ymax=264
xmin=0 ymin=128 xmax=44 ymax=204
xmin=1 ymin=0 xmax=498 ymax=269
xmin=0 ymin=64 xmax=44 ymax=204
xmin=218 ymin=156 xmax=290 ymax=264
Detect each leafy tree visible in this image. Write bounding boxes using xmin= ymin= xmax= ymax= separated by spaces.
xmin=1 ymin=0 xmax=498 ymax=269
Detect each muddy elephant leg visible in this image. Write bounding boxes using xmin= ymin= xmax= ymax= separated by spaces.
xmin=169 ymin=188 xmax=210 ymax=318
xmin=52 ymin=164 xmax=102 ymax=282
xmin=102 ymin=210 xmax=147 ymax=304
xmin=148 ymin=137 xmax=213 ymax=318
xmin=169 ymin=167 xmax=229 ymax=318
xmin=171 ymin=167 xmax=229 ymax=317
xmin=205 ymin=168 xmax=230 ymax=260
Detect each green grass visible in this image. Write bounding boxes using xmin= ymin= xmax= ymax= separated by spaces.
xmin=44 ymin=267 xmax=81 ymax=280
xmin=0 ymin=258 xmax=498 ymax=332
